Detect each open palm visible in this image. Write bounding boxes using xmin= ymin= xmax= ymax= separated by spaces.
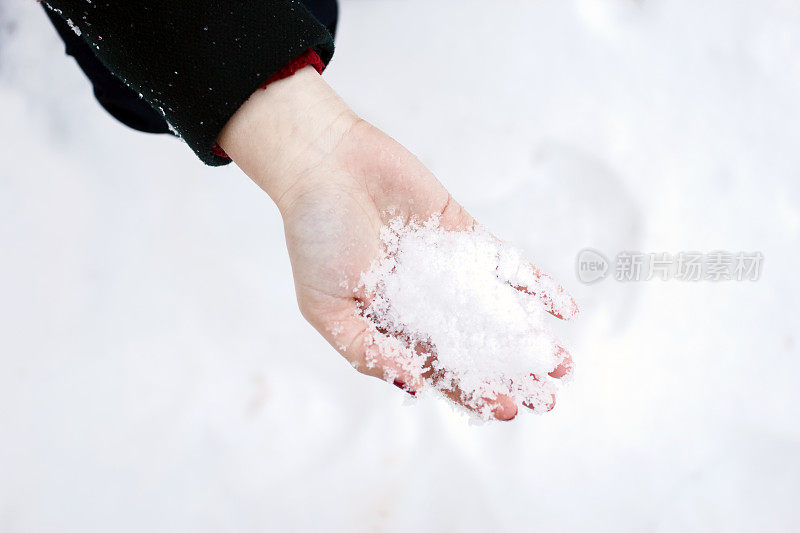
xmin=278 ymin=120 xmax=576 ymax=420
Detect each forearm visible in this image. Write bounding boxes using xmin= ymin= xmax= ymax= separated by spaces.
xmin=217 ymin=66 xmax=359 ymax=210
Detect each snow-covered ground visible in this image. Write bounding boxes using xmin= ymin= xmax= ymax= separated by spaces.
xmin=1 ymin=0 xmax=799 ymax=531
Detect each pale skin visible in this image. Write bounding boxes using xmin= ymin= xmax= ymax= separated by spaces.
xmin=218 ymin=66 xmax=577 ymax=421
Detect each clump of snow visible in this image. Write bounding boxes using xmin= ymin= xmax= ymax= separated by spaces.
xmin=358 ymin=216 xmax=573 ymax=418
xmin=66 ymin=18 xmax=81 ymax=36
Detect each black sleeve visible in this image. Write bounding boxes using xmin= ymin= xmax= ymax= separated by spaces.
xmin=43 ymin=0 xmax=335 ymax=166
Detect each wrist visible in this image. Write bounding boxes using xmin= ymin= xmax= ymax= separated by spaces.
xmin=218 ymin=66 xmax=359 ymax=207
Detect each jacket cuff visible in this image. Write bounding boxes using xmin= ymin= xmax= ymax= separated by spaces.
xmin=43 ymin=0 xmax=334 ymax=166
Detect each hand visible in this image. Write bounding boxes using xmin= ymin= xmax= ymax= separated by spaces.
xmin=218 ymin=67 xmax=577 ymax=420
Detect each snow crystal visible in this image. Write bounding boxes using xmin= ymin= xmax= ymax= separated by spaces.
xmin=66 ymin=19 xmax=81 ymax=36
xmin=357 ymin=217 xmax=573 ymax=418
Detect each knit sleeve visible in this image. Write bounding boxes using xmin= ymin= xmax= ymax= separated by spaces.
xmin=43 ymin=0 xmax=335 ymax=166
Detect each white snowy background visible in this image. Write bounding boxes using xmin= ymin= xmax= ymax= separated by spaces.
xmin=1 ymin=0 xmax=799 ymax=531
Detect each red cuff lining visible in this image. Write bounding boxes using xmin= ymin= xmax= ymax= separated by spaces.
xmin=260 ymin=48 xmax=324 ymax=89
xmin=212 ymin=49 xmax=324 ymax=159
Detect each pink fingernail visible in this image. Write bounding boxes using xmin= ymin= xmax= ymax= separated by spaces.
xmin=393 ymin=379 xmax=416 ymax=397
xmin=547 ymin=394 xmax=556 ymax=411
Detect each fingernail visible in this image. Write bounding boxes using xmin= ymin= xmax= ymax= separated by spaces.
xmin=508 ymin=404 xmax=518 ymax=420
xmin=494 ymin=403 xmax=518 ymax=421
xmin=393 ymin=379 xmax=416 ymax=397
xmin=547 ymin=394 xmax=556 ymax=411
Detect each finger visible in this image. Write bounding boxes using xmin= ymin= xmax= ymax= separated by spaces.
xmin=321 ymin=307 xmax=425 ymax=395
xmin=362 ymin=329 xmax=425 ymax=394
xmin=548 ymin=346 xmax=574 ymax=379
xmin=438 ymin=385 xmax=519 ymax=421
xmin=495 ymin=247 xmax=579 ymax=320
xmin=521 ymin=376 xmax=558 ymax=413
xmin=511 ymin=266 xmax=578 ymax=320
xmin=418 ymin=344 xmax=519 ymax=421
xmin=490 ymin=393 xmax=519 ymax=421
